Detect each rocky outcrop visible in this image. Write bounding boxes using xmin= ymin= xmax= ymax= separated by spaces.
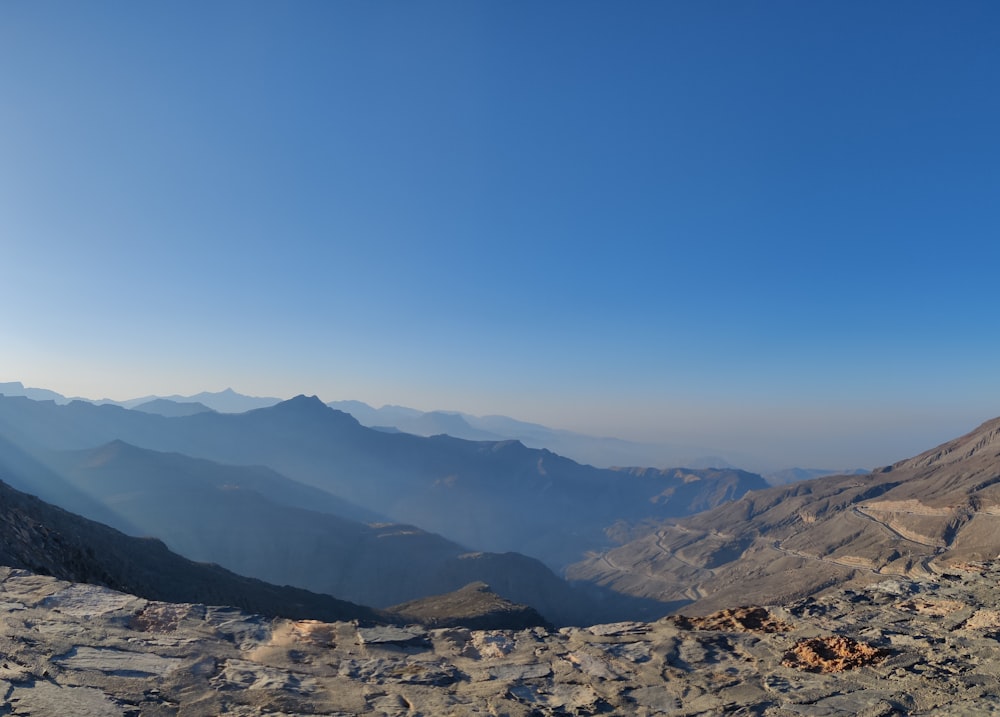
xmin=666 ymin=605 xmax=792 ymax=633
xmin=389 ymin=581 xmax=553 ymax=630
xmin=6 ymin=561 xmax=1000 ymax=715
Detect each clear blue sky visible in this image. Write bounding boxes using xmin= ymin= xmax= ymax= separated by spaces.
xmin=2 ymin=1 xmax=999 ymax=469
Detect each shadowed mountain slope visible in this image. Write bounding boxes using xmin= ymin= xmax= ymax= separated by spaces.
xmin=569 ymin=416 xmax=1000 ymax=614
xmin=7 ymin=439 xmax=662 ymax=626
xmin=0 ymin=477 xmax=382 ymax=623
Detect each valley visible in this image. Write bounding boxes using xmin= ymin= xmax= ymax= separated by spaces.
xmin=0 ymin=392 xmax=758 ymax=626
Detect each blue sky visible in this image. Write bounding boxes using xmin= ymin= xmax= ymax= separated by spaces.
xmin=2 ymin=1 xmax=999 ymax=469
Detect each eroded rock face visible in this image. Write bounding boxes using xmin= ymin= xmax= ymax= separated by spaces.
xmin=4 ymin=563 xmax=1000 ymax=714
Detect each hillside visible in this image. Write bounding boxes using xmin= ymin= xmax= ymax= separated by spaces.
xmin=0 ymin=477 xmax=381 ymax=623
xmin=569 ymin=416 xmax=1000 ymax=613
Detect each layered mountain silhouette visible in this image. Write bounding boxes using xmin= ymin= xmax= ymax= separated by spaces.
xmin=120 ymin=387 xmax=283 ymax=413
xmin=569 ymin=416 xmax=1000 ymax=614
xmin=2 ymin=383 xmax=755 ymax=468
xmin=0 ymin=394 xmax=764 ymax=571
xmin=327 ymin=399 xmax=746 ymax=469
xmin=764 ymin=466 xmax=869 ymax=486
xmin=30 ymin=440 xmax=638 ymax=625
xmin=131 ymin=398 xmax=215 ymax=417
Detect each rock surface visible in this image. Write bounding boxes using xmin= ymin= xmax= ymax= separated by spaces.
xmin=5 ymin=563 xmax=1000 ymax=714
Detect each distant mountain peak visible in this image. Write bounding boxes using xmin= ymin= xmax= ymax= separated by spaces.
xmin=266 ymin=395 xmax=360 ymax=427
xmin=132 ymin=398 xmax=214 ymax=418
xmin=285 ymin=394 xmax=327 ymax=408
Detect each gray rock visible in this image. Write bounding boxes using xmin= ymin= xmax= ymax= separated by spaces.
xmin=52 ymin=646 xmax=183 ymax=677
xmin=7 ymin=565 xmax=1000 ymax=715
xmin=356 ymin=625 xmax=428 ymax=646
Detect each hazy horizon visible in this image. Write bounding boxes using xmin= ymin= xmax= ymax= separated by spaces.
xmin=3 ymin=2 xmax=998 ymax=471
xmin=0 ymin=377 xmax=991 ymax=473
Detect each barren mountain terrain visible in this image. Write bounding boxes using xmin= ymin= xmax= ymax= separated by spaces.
xmin=570 ymin=417 xmax=1000 ymax=614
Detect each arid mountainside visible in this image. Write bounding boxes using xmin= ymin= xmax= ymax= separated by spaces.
xmin=0 ymin=394 xmax=765 ymax=570
xmin=570 ymin=417 xmax=1000 ymax=614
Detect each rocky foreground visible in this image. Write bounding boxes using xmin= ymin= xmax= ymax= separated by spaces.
xmin=4 ymin=565 xmax=1000 ymax=714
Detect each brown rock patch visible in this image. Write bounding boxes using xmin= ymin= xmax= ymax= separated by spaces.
xmin=669 ymin=606 xmax=793 ymax=634
xmin=781 ymin=636 xmax=888 ymax=673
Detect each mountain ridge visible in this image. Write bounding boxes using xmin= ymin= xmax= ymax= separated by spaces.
xmin=0 ymin=394 xmax=766 ymax=572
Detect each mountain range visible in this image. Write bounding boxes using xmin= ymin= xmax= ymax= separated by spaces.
xmin=2 ymin=383 xmax=1000 ymax=712
xmin=1 ymin=382 xmax=772 ymax=470
xmin=0 ymin=391 xmax=764 ymax=625
xmin=7 ymin=380 xmax=999 ymax=636
xmin=0 ymin=393 xmax=765 ymax=569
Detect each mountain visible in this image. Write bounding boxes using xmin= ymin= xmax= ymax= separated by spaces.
xmin=131 ymin=398 xmax=215 ymax=417
xmin=0 ymin=394 xmax=766 ymax=572
xmin=31 ymin=439 xmax=628 ymax=625
xmin=568 ymin=416 xmax=1000 ymax=614
xmin=120 ymin=387 xmax=282 ymax=413
xmin=327 ymin=399 xmax=749 ymax=470
xmin=0 ymin=382 xmax=283 ymax=414
xmin=5 ymin=383 xmax=750 ymax=467
xmin=389 ymin=580 xmax=552 ymax=630
xmin=765 ymin=466 xmax=869 ymax=485
xmin=0 ymin=476 xmax=381 ymax=623
xmin=0 ymin=380 xmax=72 ymax=404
